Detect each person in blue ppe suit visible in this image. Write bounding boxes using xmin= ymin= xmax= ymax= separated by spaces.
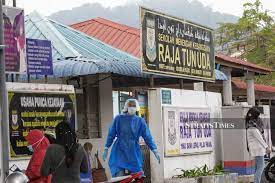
xmin=103 ymin=99 xmax=160 ymax=177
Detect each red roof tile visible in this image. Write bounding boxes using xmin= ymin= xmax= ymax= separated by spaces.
xmin=71 ymin=17 xmax=271 ymax=74
xmin=71 ymin=17 xmax=140 ymax=58
xmin=216 ymin=53 xmax=272 ymax=73
xmin=233 ymin=80 xmax=275 ymax=93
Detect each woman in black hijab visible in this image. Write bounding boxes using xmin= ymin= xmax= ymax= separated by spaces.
xmin=41 ymin=122 xmax=88 ymax=183
xmin=55 ymin=122 xmax=79 ymax=167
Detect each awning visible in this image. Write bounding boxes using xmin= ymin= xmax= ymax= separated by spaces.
xmin=45 ymin=57 xmax=228 ymax=80
xmin=215 ymin=69 xmax=228 ymax=81
xmin=232 ymin=80 xmax=275 ymax=93
xmin=19 ymin=57 xmax=228 ymax=81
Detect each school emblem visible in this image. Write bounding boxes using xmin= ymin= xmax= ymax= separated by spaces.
xmin=168 ymin=111 xmax=177 ymax=145
xmin=65 ymin=109 xmax=72 ymax=124
xmin=145 ymin=17 xmax=156 ymax=63
xmin=11 ymin=110 xmax=19 ymax=130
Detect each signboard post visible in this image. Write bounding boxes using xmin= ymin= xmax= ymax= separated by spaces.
xmin=140 ymin=7 xmax=215 ymax=82
xmin=163 ymin=107 xmax=213 ymax=156
xmin=0 ymin=1 xmax=10 ymax=180
xmin=3 ymin=6 xmax=26 ymax=73
xmin=26 ymin=38 xmax=53 ymax=75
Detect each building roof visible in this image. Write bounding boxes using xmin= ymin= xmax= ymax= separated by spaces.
xmin=216 ymin=53 xmax=272 ymax=75
xmin=71 ymin=17 xmax=141 ymax=58
xmin=26 ymin=12 xmax=138 ymax=62
xmin=53 ymin=56 xmax=142 ymax=78
xmin=22 ymin=12 xmax=143 ymax=79
xmin=215 ymin=70 xmax=228 ymax=81
xmin=71 ymin=17 xmax=272 ymax=75
xmin=232 ymin=80 xmax=275 ymax=93
xmin=22 ymin=13 xmax=227 ymax=81
xmin=53 ymin=58 xmax=223 ymax=79
xmin=20 ymin=56 xmax=226 ymax=80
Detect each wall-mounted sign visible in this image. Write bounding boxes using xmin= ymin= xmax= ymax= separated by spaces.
xmin=3 ymin=6 xmax=26 ymax=73
xmin=161 ymin=89 xmax=172 ymax=104
xmin=163 ymin=107 xmax=213 ymax=156
xmin=7 ymin=83 xmax=76 ymax=159
xmin=26 ymin=38 xmax=53 ymax=75
xmin=140 ymin=7 xmax=215 ymax=82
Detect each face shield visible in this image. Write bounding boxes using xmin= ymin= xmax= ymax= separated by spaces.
xmin=122 ymin=99 xmax=140 ymax=115
xmin=44 ymin=131 xmax=56 ymax=139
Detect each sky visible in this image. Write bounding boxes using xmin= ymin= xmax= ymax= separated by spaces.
xmin=13 ymin=0 xmax=275 ymax=16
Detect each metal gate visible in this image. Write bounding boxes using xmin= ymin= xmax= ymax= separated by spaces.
xmin=141 ymin=145 xmax=151 ymax=183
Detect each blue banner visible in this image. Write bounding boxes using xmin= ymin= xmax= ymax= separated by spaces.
xmin=26 ymin=38 xmax=53 ymax=75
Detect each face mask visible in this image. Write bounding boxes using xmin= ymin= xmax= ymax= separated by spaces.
xmin=27 ymin=145 xmax=33 ymax=152
xmin=128 ymin=107 xmax=137 ymax=115
xmin=28 ymin=136 xmax=44 ymax=152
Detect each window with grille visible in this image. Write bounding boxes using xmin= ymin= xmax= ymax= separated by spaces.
xmin=76 ymin=86 xmax=100 ymax=139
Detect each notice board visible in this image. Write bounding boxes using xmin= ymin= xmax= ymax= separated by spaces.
xmin=163 ymin=107 xmax=213 ymax=156
xmin=7 ymin=83 xmax=76 ymax=159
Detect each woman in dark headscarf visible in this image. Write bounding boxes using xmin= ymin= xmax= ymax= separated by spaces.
xmin=44 ymin=131 xmax=56 ymax=144
xmin=41 ymin=122 xmax=88 ymax=183
xmin=246 ymin=107 xmax=271 ymax=183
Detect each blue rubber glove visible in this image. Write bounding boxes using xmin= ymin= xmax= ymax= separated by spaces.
xmin=152 ymin=149 xmax=160 ymax=164
xmin=103 ymin=148 xmax=108 ymax=162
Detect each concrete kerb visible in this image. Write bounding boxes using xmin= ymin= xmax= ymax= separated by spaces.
xmin=165 ymin=173 xmax=238 ymax=183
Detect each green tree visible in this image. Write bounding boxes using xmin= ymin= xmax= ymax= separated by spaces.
xmin=215 ymin=0 xmax=275 ymax=85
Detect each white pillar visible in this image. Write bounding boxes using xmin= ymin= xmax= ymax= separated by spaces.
xmin=222 ymin=68 xmax=233 ymax=106
xmin=246 ymin=72 xmax=255 ymax=106
xmin=148 ymin=89 xmax=165 ymax=183
xmin=99 ymin=74 xmax=113 ymax=138
xmin=98 ymin=74 xmax=113 ymax=178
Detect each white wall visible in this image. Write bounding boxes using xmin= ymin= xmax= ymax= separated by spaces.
xmin=112 ymin=91 xmax=119 ymax=118
xmin=148 ymin=89 xmax=164 ymax=183
xmin=221 ymin=105 xmax=271 ymax=165
xmin=90 ymin=75 xmax=113 ymax=178
xmin=221 ymin=106 xmax=250 ymax=163
xmin=99 ymin=75 xmax=114 ymax=139
xmin=148 ymin=88 xmax=222 ymax=182
xmin=261 ymin=105 xmax=272 ymax=148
